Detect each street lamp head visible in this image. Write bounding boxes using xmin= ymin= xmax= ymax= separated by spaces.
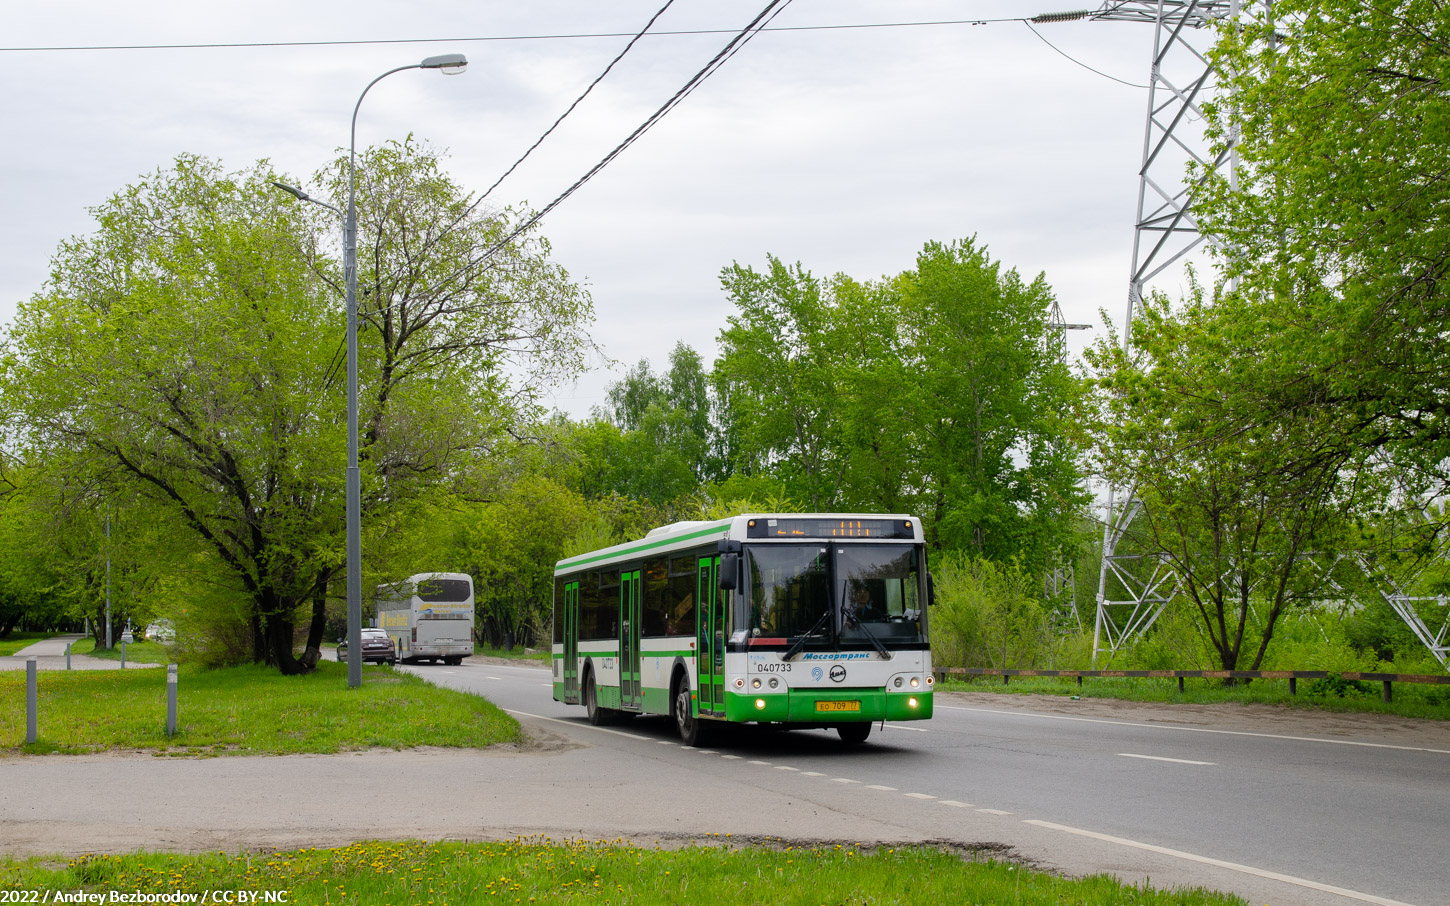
xmin=271 ymin=181 xmax=310 ymax=202
xmin=420 ymin=53 xmax=468 ymax=75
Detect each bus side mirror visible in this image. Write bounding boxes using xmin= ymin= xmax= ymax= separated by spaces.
xmin=718 ymin=540 xmax=743 ymax=591
xmin=719 ymin=552 xmax=740 ymax=591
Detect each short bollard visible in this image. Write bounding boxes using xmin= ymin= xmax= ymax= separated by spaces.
xmin=65 ymin=642 xmax=72 ymax=671
xmin=120 ymin=641 xmax=127 ymax=669
xmin=166 ymin=664 xmax=178 ymax=737
xmin=26 ymin=658 xmax=37 ymax=745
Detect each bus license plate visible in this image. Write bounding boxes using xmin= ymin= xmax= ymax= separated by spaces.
xmin=816 ymin=701 xmax=860 ymax=712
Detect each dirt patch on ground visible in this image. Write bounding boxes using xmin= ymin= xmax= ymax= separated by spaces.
xmin=938 ymin=688 xmax=1450 ymax=749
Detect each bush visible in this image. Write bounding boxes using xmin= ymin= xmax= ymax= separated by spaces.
xmin=931 ymin=554 xmax=1062 ymax=669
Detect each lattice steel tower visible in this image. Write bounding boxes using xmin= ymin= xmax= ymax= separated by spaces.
xmin=1086 ymin=0 xmax=1246 ymax=664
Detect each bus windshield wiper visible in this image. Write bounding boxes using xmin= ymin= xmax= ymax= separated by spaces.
xmin=781 ymin=608 xmax=833 ymax=661
xmin=850 ymin=615 xmax=893 ymax=660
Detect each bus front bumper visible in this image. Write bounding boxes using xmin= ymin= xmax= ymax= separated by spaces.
xmin=723 ymin=688 xmax=932 ymax=723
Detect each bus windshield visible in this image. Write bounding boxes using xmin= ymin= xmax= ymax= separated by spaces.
xmin=747 ymin=543 xmax=926 ymax=648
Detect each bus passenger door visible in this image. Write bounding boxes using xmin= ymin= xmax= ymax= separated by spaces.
xmin=563 ymin=581 xmax=579 ymax=703
xmin=619 ymin=570 xmax=642 ymax=711
xmin=696 ymin=556 xmax=725 ymax=715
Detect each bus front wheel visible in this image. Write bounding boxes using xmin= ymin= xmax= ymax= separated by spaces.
xmin=837 ymin=723 xmax=872 ymax=744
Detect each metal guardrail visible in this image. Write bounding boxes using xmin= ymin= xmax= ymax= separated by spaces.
xmin=935 ymin=667 xmax=1450 ymax=703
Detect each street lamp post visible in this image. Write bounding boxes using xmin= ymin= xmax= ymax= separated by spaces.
xmin=274 ymin=52 xmax=467 ymax=688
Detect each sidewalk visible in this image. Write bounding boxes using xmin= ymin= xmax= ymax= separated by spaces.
xmin=1 ymin=634 xmax=160 ymax=671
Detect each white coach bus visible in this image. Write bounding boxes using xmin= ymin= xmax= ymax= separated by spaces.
xmin=376 ymin=572 xmax=475 ymax=665
xmin=551 ymin=514 xmax=934 ymax=746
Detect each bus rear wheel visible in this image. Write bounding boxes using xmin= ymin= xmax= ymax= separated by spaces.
xmin=585 ymin=673 xmax=614 ymax=726
xmin=674 ymin=677 xmax=714 ymax=747
xmin=837 ymin=723 xmax=872 ymax=744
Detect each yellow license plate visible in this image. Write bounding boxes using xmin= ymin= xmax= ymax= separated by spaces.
xmin=815 ymin=700 xmax=861 ymax=712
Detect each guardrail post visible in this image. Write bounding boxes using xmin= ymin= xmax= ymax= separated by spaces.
xmin=1177 ymin=675 xmax=1185 ymax=693
xmin=166 ymin=664 xmax=177 ymax=737
xmin=1289 ymin=676 xmax=1297 ymax=695
xmin=25 ymin=658 xmax=37 ymax=745
xmin=1003 ymin=673 xmax=1010 ymax=686
xmin=1382 ymin=680 xmax=1392 ymax=704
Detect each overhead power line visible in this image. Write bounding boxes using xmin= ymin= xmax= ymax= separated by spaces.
xmin=0 ymin=16 xmax=1030 ymax=54
xmin=479 ymin=0 xmax=678 ymax=201
xmin=434 ymin=0 xmax=796 ymax=300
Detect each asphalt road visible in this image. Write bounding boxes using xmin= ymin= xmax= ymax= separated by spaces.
xmin=402 ymin=658 xmax=1448 ymax=906
xmin=3 ymin=655 xmax=1444 ymax=906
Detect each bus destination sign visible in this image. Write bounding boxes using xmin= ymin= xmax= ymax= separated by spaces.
xmin=746 ymin=518 xmax=913 ymax=539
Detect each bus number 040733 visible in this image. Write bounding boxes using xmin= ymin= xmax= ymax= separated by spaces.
xmin=754 ymin=662 xmax=792 ymax=673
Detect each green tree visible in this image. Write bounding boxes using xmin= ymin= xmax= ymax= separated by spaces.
xmin=714 ymin=258 xmax=845 ymax=510
xmin=713 ymin=242 xmax=1090 ymax=572
xmin=1 ymin=145 xmax=592 ymax=673
xmin=897 ymin=238 xmax=1089 ymax=568
xmin=1088 ymin=283 xmax=1369 ymax=671
xmin=1194 ymin=0 xmax=1450 ymax=545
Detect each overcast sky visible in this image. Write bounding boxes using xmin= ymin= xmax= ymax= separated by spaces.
xmin=0 ymin=1 xmax=1218 ymax=418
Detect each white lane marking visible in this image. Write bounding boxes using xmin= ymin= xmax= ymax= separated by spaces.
xmin=885 ymin=725 xmax=929 ymax=732
xmin=775 ymin=766 xmax=799 ymax=771
xmin=506 ymin=709 xmax=673 ymax=744
xmin=802 ymin=771 xmax=826 ymax=777
xmin=939 ymin=800 xmax=972 ymax=808
xmin=904 ymin=793 xmax=936 ymax=800
xmin=833 ymin=778 xmax=861 ymax=784
xmin=657 ymin=740 xmax=675 ymax=746
xmin=722 ymin=755 xmax=743 ymax=760
xmin=486 ymin=676 xmax=502 ymax=680
xmin=696 ymin=750 xmax=718 ymax=755
xmin=539 ymin=684 xmax=552 ymax=688
xmin=977 ymin=808 xmax=1012 ymax=816
xmin=1025 ymin=820 xmax=1415 ymax=906
xmin=749 ymin=760 xmax=772 ymax=765
xmin=1119 ymin=753 xmax=1215 ymax=765
xmin=866 ymin=785 xmax=898 ymax=791
xmin=940 ymin=705 xmax=1450 ymax=755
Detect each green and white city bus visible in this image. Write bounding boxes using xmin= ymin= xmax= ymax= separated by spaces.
xmin=551 ymin=514 xmax=933 ymax=746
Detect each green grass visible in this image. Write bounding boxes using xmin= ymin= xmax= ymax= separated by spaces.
xmin=939 ymin=674 xmax=1450 ymax=720
xmin=475 ymin=643 xmax=550 ymax=662
xmin=0 ymin=632 xmax=59 ymax=657
xmin=0 ymin=838 xmax=1245 ymax=906
xmin=70 ymin=635 xmax=175 ymax=664
xmin=0 ymin=660 xmax=521 ymax=755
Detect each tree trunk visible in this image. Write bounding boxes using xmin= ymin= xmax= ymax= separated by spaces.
xmin=264 ymin=611 xmax=307 ymax=675
xmin=297 ymin=582 xmax=329 ymax=669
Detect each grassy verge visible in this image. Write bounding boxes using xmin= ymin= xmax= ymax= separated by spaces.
xmin=0 ymin=660 xmax=520 ymax=755
xmin=0 ymin=632 xmax=59 ymax=657
xmin=70 ymin=636 xmax=174 ymax=664
xmin=474 ymin=643 xmax=549 ymax=662
xmin=938 ymin=674 xmax=1450 ymax=720
xmin=0 ymin=838 xmax=1245 ymax=906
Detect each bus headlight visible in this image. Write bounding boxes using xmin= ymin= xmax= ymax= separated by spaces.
xmin=769 ymin=677 xmax=779 ymax=689
xmin=910 ymin=677 xmax=920 ymax=688
xmin=894 ymin=677 xmax=903 ymax=688
xmin=908 ymin=697 xmax=919 ymax=709
xmin=735 ymin=678 xmax=745 ymax=689
xmin=926 ymin=674 xmax=935 ymax=686
xmin=752 ymin=678 xmax=762 ymax=689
